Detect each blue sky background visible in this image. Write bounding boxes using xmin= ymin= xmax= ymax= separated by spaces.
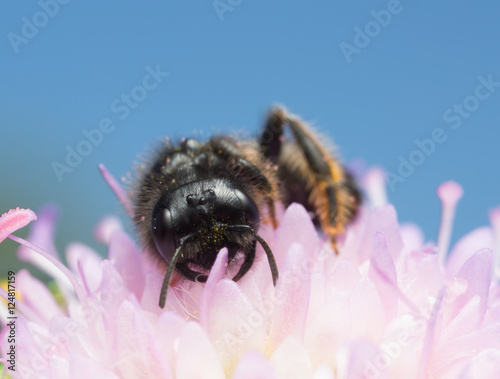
xmin=1 ymin=1 xmax=499 ymax=272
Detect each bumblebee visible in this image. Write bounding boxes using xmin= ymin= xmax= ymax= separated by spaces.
xmin=133 ymin=106 xmax=360 ymax=308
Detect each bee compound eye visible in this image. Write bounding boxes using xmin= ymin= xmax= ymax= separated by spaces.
xmin=234 ymin=189 xmax=260 ymax=231
xmin=152 ymin=208 xmax=177 ymax=263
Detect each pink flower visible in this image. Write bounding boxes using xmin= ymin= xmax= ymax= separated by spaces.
xmin=1 ymin=167 xmax=500 ymax=378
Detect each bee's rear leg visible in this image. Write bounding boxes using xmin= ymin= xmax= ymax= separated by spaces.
xmin=259 ymin=106 xmax=361 ymax=252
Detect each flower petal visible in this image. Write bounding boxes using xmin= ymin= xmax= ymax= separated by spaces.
xmin=344 ymin=204 xmax=403 ymax=264
xmin=305 ymin=293 xmax=351 ymax=368
xmin=108 ymin=230 xmax=146 ymax=301
xmin=230 ymin=350 xmax=277 ymax=379
xmin=337 ymin=339 xmax=388 ymax=379
xmin=176 ymin=321 xmax=225 ymax=379
xmin=93 ymin=215 xmax=123 ymax=245
xmin=16 ymin=269 xmax=64 ymax=324
xmin=200 ymin=248 xmax=229 ymax=330
xmin=446 ymin=227 xmax=493 ymax=279
xmin=273 ymin=203 xmax=320 ymax=269
xmin=114 ymin=300 xmax=173 ymax=378
xmin=0 ymin=207 xmax=37 ymax=243
xmin=349 ymin=277 xmax=385 ymax=341
xmin=327 ymin=259 xmax=361 ymax=295
xmin=17 ymin=205 xmax=57 ymax=260
xmin=205 ymin=279 xmax=267 ymax=370
xmin=369 ymin=232 xmax=398 ymax=320
xmin=458 ymin=349 xmax=500 ymax=379
xmin=98 ymin=164 xmax=134 ymax=218
xmin=157 ymin=311 xmax=187 ymax=365
xmin=269 ymin=243 xmax=311 ymax=351
xmin=431 ymin=322 xmax=500 ymax=377
xmin=313 ymin=364 xmax=335 ymax=379
xmin=270 ymin=336 xmax=314 ymax=379
xmin=66 ymin=242 xmax=103 ymax=294
xmin=447 ymin=248 xmax=493 ymax=324
xmin=69 ymin=353 xmax=120 ymax=379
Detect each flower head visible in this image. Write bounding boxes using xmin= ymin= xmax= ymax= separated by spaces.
xmin=1 ymin=168 xmax=500 ymax=378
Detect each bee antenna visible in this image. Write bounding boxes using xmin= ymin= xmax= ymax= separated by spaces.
xmin=159 ymin=232 xmax=200 ymax=309
xmin=224 ymin=224 xmax=279 ymax=286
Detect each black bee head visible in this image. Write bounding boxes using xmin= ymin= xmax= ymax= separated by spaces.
xmin=152 ymin=178 xmax=260 ymax=271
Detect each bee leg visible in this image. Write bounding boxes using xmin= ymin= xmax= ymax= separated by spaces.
xmin=259 ymin=107 xmax=360 ymax=252
xmin=232 ymin=241 xmax=256 ymax=282
xmin=210 ymin=137 xmax=279 ymax=228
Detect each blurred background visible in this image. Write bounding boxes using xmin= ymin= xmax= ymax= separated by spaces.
xmin=1 ymin=1 xmax=499 ymax=276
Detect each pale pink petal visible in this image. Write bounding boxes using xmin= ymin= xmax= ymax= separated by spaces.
xmin=47 ymin=315 xmax=87 ymax=360
xmin=419 ymin=287 xmax=446 ymax=379
xmin=205 ymin=279 xmax=267 ymax=370
xmin=379 ymin=315 xmax=424 ymax=377
xmin=66 ymin=299 xmax=107 ymax=360
xmin=337 ymin=339 xmax=388 ymax=379
xmin=230 ymin=350 xmax=277 ymax=379
xmin=441 ymin=296 xmax=484 ymax=344
xmin=176 ymin=322 xmax=225 ymax=379
xmin=10 ymin=234 xmax=86 ymax=302
xmin=327 ymin=259 xmax=361 ymax=295
xmin=446 ymin=227 xmax=493 ymax=279
xmin=66 ymin=242 xmax=103 ymax=294
xmin=0 ymin=282 xmax=50 ymax=327
xmin=11 ymin=317 xmax=51 ymax=377
xmin=16 ymin=269 xmax=64 ymax=324
xmin=344 ymin=204 xmax=403 ymax=264
xmin=399 ymin=222 xmax=425 ymax=254
xmin=273 ymin=203 xmax=320 ymax=269
xmin=68 ymin=354 xmax=120 ymax=379
xmin=313 ymin=364 xmax=335 ymax=379
xmin=108 ymin=230 xmax=146 ymax=300
xmin=98 ymin=261 xmax=128 ymax=319
xmin=98 ymin=164 xmax=134 ymax=218
xmin=157 ymin=311 xmax=188 ymax=365
xmin=49 ymin=355 xmax=70 ymax=379
xmin=306 ymin=272 xmax=327 ymax=325
xmin=0 ymin=207 xmax=37 ymax=243
xmin=270 ymin=336 xmax=314 ymax=379
xmin=269 ymin=243 xmax=311 ymax=351
xmin=113 ymin=300 xmax=172 ymax=378
xmin=18 ymin=205 xmax=57 ymax=257
xmin=349 ymin=277 xmax=385 ymax=341
xmin=369 ymin=232 xmax=398 ymax=320
xmin=233 ymin=270 xmax=266 ymax=313
xmin=458 ymin=349 xmax=500 ymax=379
xmin=446 ymin=248 xmax=492 ymax=324
xmin=305 ymin=293 xmax=351 ymax=368
xmin=200 ymin=248 xmax=229 ymax=330
xmin=431 ymin=323 xmax=500 ymax=377
xmin=140 ymin=269 xmax=166 ymax=312
xmin=93 ymin=215 xmax=123 ymax=245
xmin=399 ymin=252 xmax=443 ymax=315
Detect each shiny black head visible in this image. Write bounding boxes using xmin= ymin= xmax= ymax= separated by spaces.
xmin=152 ymin=178 xmax=278 ymax=307
xmin=153 ymin=178 xmax=259 ymax=276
